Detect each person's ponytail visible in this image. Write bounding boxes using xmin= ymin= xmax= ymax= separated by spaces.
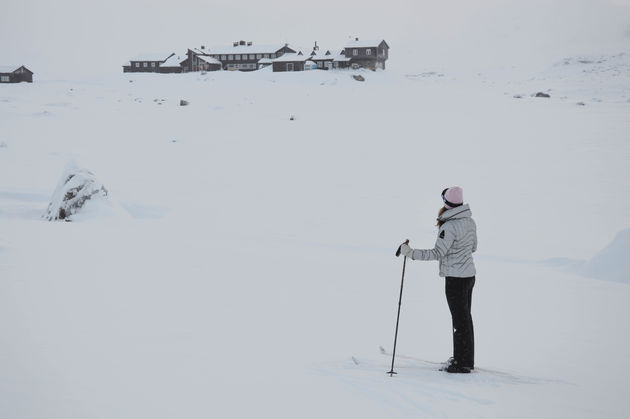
xmin=436 ymin=206 xmax=448 ymax=228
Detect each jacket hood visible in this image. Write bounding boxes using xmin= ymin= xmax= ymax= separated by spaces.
xmin=438 ymin=204 xmax=472 ymax=223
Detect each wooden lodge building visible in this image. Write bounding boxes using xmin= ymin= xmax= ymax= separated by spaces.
xmin=343 ymin=39 xmax=389 ymax=70
xmin=183 ymin=42 xmax=297 ymax=72
xmin=123 ymin=53 xmax=184 ymax=73
xmin=0 ymin=65 xmax=33 ymax=83
xmin=123 ymin=38 xmax=389 ymax=74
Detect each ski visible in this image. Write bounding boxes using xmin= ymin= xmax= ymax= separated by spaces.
xmin=379 ymin=346 xmax=538 ymax=382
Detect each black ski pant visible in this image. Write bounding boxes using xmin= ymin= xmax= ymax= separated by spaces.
xmin=445 ymin=276 xmax=475 ymax=368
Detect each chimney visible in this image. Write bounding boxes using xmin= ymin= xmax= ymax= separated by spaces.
xmin=247 ymin=41 xmax=252 ymax=46
xmin=201 ymin=45 xmax=205 ymax=50
xmin=233 ymin=41 xmax=238 ymax=47
xmin=314 ymin=41 xmax=319 ymax=51
xmin=355 ymin=37 xmax=359 ymax=41
xmin=240 ymin=40 xmax=246 ymax=46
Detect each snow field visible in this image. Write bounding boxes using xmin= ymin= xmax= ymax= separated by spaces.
xmin=1 ymin=61 xmax=629 ymax=417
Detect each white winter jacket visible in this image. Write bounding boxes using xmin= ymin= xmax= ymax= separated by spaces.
xmin=410 ymin=204 xmax=477 ymax=278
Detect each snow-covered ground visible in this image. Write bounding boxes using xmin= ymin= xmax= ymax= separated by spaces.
xmin=1 ymin=54 xmax=629 ymax=418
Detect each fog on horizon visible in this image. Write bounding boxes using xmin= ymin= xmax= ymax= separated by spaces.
xmin=1 ymin=0 xmax=629 ymax=78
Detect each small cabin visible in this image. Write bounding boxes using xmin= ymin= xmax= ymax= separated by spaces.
xmin=272 ymin=52 xmax=308 ymax=72
xmin=0 ymin=65 xmax=33 ymax=83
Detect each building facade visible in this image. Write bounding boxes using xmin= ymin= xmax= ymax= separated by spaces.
xmin=123 ymin=53 xmax=175 ymax=73
xmin=343 ymin=39 xmax=389 ymax=70
xmin=309 ymin=42 xmax=335 ymax=70
xmin=0 ymin=65 xmax=33 ymax=83
xmin=203 ymin=41 xmax=296 ymax=71
xmin=122 ymin=38 xmax=388 ymax=74
xmin=272 ymin=52 xmax=309 ymax=72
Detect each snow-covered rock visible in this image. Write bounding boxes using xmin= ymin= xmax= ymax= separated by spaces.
xmin=43 ymin=164 xmax=118 ymax=221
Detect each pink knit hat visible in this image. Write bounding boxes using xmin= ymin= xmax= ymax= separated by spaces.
xmin=442 ymin=187 xmax=463 ymax=209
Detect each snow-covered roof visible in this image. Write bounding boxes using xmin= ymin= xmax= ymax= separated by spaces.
xmin=272 ymin=53 xmax=308 ymax=63
xmin=0 ymin=65 xmax=22 ymax=73
xmin=160 ymin=55 xmax=184 ymax=67
xmin=197 ymin=55 xmax=222 ymax=65
xmin=130 ymin=53 xmax=173 ymax=62
xmin=310 ymin=51 xmax=334 ymax=60
xmin=344 ymin=39 xmax=387 ymax=48
xmin=332 ymin=53 xmax=351 ymax=62
xmin=257 ymin=58 xmax=273 ymax=64
xmin=330 ymin=50 xmax=350 ymax=62
xmin=206 ymin=43 xmax=294 ymax=55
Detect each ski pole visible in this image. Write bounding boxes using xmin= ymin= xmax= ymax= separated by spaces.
xmin=388 ymin=239 xmax=409 ymax=377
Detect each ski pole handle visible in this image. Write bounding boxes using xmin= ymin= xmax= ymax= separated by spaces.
xmin=395 ymin=239 xmax=410 ymax=257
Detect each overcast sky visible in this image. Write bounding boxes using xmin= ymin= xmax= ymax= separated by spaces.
xmin=2 ymin=0 xmax=629 ymax=78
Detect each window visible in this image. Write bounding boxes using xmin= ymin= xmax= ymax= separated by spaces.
xmin=287 ymin=63 xmax=294 ymax=71
xmin=1 ymin=76 xmax=9 ymax=82
xmin=256 ymin=54 xmax=262 ymax=59
xmin=151 ymin=62 xmax=156 ymax=67
xmin=221 ymin=55 xmax=226 ymax=60
xmin=249 ymin=54 xmax=255 ymax=59
xmin=135 ymin=62 xmax=140 ymax=67
xmin=353 ymin=49 xmax=358 ymax=56
xmin=271 ymin=53 xmax=276 ymax=59
xmin=228 ymin=55 xmax=233 ymax=60
xmin=366 ymin=49 xmax=372 ymax=55
xmin=143 ymin=62 xmax=148 ymax=67
xmin=264 ymin=54 xmax=269 ymax=58
xmin=235 ymin=54 xmax=241 ymax=60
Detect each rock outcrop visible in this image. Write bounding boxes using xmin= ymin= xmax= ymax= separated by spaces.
xmin=43 ymin=165 xmax=110 ymax=221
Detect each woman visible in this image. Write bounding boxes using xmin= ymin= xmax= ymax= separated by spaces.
xmin=398 ymin=186 xmax=477 ymax=373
